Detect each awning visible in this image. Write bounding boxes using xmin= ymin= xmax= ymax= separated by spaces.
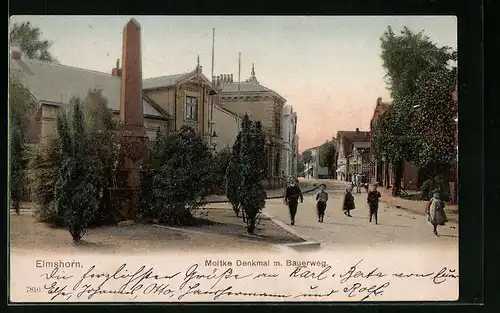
xmin=336 ymin=164 xmax=346 ymax=173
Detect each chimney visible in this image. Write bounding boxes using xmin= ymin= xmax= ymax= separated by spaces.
xmin=10 ymin=46 xmax=21 ymax=60
xmin=111 ymin=58 xmax=122 ymax=77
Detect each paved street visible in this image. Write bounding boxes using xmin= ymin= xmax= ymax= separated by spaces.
xmin=264 ymin=180 xmax=458 ymax=250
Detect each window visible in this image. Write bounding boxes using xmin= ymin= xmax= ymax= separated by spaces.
xmin=185 ymin=96 xmax=198 ymax=121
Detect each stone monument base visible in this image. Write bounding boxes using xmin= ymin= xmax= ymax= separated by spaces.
xmin=108 ymin=187 xmax=142 ymax=222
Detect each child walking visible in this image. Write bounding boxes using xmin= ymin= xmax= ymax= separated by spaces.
xmin=342 ymin=187 xmax=355 ymax=217
xmin=367 ymin=183 xmax=381 ymax=224
xmin=426 ymin=192 xmax=448 ymax=236
xmin=315 ymin=184 xmax=329 ymax=223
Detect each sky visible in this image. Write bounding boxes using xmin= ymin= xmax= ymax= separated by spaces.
xmin=10 ymin=15 xmax=456 ymax=152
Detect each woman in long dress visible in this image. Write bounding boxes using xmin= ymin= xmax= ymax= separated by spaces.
xmin=427 ymin=192 xmax=448 ymax=236
xmin=343 ymin=187 xmax=355 ymax=217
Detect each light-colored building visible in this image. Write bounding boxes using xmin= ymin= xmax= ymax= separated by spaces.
xmin=214 ymin=64 xmax=287 ymax=188
xmin=142 ymin=59 xmax=218 ymax=142
xmin=211 ymin=104 xmax=242 ymax=152
xmin=9 ymin=50 xmax=169 ymax=144
xmin=282 ymin=105 xmax=298 ymax=179
xmin=293 ymin=134 xmax=300 ymax=178
xmin=310 ymin=146 xmax=329 ymax=179
xmin=336 ymin=129 xmax=371 ymax=182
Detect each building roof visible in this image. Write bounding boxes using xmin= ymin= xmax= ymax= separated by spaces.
xmin=9 ymin=57 xmax=163 ymax=118
xmin=143 ymin=67 xmax=217 ymax=92
xmin=143 ymin=73 xmax=191 ymax=89
xmin=216 ymin=65 xmax=286 ymax=102
xmin=370 ymin=97 xmax=391 ymax=130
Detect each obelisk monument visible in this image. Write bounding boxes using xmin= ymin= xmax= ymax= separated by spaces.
xmin=112 ymin=18 xmax=149 ymax=220
xmin=120 ymin=18 xmax=145 ymax=135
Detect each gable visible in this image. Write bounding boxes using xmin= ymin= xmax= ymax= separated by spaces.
xmin=143 ymin=70 xmax=217 ymax=92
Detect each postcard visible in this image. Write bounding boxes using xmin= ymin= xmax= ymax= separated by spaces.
xmin=8 ymin=15 xmax=459 ymax=303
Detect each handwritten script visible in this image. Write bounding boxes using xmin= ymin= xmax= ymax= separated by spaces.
xmin=30 ymin=259 xmax=459 ymax=302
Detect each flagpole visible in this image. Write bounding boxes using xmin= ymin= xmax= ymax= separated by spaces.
xmin=211 ymin=28 xmax=215 ymax=84
xmin=238 ymin=52 xmax=241 ymax=92
xmin=209 ymin=28 xmax=215 ymax=148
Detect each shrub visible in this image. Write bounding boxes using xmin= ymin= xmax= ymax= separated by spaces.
xmin=140 ymin=125 xmax=213 ymax=225
xmin=420 ymin=175 xmax=450 ymax=201
xmin=26 ymin=137 xmax=62 ymax=225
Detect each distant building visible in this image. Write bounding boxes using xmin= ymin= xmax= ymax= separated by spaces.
xmin=368 ymin=97 xmax=418 ymax=190
xmin=214 ymin=64 xmax=287 ymax=188
xmin=306 ymin=146 xmax=329 ymax=179
xmin=211 ymin=105 xmax=242 ymax=152
xmin=282 ymin=105 xmax=298 ymax=179
xmin=336 ymin=128 xmax=371 ymax=182
xmin=293 ymin=134 xmax=300 ymax=178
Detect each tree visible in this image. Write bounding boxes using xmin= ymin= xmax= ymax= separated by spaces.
xmin=301 ymin=149 xmax=312 ymax=165
xmin=27 ymin=90 xmax=117 ymax=226
xmin=372 ymin=101 xmax=419 ymax=195
xmin=9 ymin=69 xmax=35 ymax=214
xmin=211 ymin=148 xmax=232 ymax=195
xmin=297 ymin=157 xmax=305 ymax=175
xmin=140 ymin=125 xmax=213 ymax=225
xmin=239 ymin=115 xmax=267 ymax=234
xmin=319 ymin=140 xmax=336 ymax=177
xmin=226 ymin=133 xmax=243 ymax=216
xmin=376 ymin=26 xmax=457 ymax=195
xmin=380 ymin=26 xmax=455 ymax=102
xmin=54 ymin=98 xmax=100 ymax=242
xmin=82 ymin=90 xmax=118 ymax=225
xmin=412 ymin=68 xmax=457 ymax=168
xmin=9 ymin=21 xmax=57 ymax=62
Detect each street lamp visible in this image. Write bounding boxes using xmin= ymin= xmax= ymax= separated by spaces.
xmin=211 ymin=131 xmax=218 ymax=151
xmin=208 ymin=89 xmax=217 ymax=148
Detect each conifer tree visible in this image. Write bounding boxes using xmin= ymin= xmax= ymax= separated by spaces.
xmin=9 ymin=70 xmax=35 ymax=214
xmin=239 ymin=115 xmax=267 ymax=234
xmin=226 ymin=132 xmax=243 ymax=216
xmin=54 ymin=98 xmax=99 ymax=242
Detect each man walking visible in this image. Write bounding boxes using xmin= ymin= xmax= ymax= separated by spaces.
xmin=355 ymin=173 xmax=362 ymax=193
xmin=367 ymin=183 xmax=381 ymax=224
xmin=284 ymin=178 xmax=303 ymax=226
xmin=315 ymin=184 xmax=329 ymax=223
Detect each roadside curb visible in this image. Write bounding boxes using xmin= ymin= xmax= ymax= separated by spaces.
xmin=262 ymin=211 xmax=321 ymax=251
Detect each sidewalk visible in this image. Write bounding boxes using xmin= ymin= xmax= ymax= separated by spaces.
xmin=378 ymin=187 xmax=459 ymax=223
